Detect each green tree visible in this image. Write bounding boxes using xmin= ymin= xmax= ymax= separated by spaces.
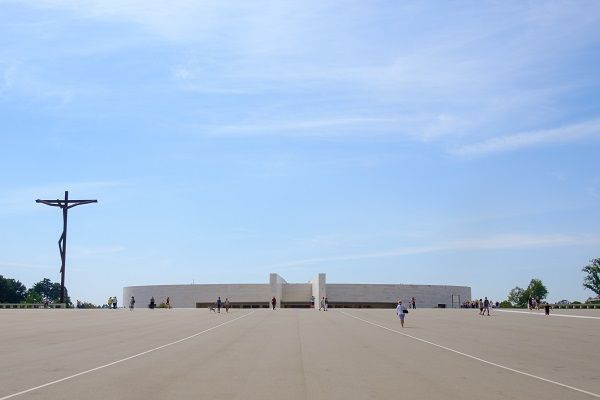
xmin=527 ymin=278 xmax=548 ymax=302
xmin=0 ymin=275 xmax=27 ymax=303
xmin=507 ymin=286 xmax=526 ymax=307
xmin=582 ymin=258 xmax=600 ymax=296
xmin=507 ymin=279 xmax=548 ymax=307
xmin=30 ymin=278 xmax=70 ymax=304
xmin=23 ymin=290 xmax=43 ymax=304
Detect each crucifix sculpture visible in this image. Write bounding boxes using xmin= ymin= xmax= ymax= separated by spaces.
xmin=36 ymin=191 xmax=97 ymax=304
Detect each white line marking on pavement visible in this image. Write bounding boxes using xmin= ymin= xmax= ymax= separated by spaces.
xmin=495 ymin=309 xmax=600 ymax=320
xmin=338 ymin=310 xmax=600 ymax=399
xmin=0 ymin=311 xmax=255 ymax=400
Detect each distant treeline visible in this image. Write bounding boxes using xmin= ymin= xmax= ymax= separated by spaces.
xmin=0 ymin=275 xmax=71 ymax=305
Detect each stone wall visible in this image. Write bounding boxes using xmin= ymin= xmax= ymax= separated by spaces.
xmin=327 ymin=284 xmax=471 ymax=308
xmin=123 ymin=284 xmax=271 ymax=308
xmin=282 ymin=283 xmax=312 ymax=303
xmin=123 ymin=274 xmax=471 ymax=309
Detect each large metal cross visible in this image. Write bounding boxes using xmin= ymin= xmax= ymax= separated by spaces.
xmin=36 ymin=191 xmax=97 ymax=303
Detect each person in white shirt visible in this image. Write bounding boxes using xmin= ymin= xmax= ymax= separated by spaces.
xmin=396 ymin=300 xmax=408 ymax=327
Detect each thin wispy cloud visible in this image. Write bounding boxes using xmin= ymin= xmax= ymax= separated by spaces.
xmin=0 ymin=61 xmax=77 ymax=105
xmin=0 ymin=261 xmax=51 ymax=270
xmin=273 ymin=234 xmax=600 ymax=268
xmin=450 ymin=119 xmax=600 ymax=156
xmin=5 ymin=1 xmax=600 ymax=149
xmin=209 ymin=117 xmax=397 ymax=137
xmin=1 ymin=1 xmax=600 ymax=305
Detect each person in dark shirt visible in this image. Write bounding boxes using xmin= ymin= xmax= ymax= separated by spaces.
xmin=483 ymin=297 xmax=490 ymax=316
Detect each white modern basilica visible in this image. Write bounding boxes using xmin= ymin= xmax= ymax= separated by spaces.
xmin=123 ymin=273 xmax=471 ymax=309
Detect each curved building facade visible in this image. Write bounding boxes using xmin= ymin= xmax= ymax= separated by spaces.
xmin=123 ymin=273 xmax=471 ymax=309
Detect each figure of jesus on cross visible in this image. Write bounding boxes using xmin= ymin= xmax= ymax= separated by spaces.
xmin=36 ymin=191 xmax=97 ymax=304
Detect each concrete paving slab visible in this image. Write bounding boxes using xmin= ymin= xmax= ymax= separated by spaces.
xmin=1 ymin=308 xmax=598 ymax=399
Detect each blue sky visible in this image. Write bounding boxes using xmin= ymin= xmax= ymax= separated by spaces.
xmin=1 ymin=1 xmax=599 ymax=305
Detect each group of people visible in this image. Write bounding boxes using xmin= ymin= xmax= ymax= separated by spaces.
xmin=528 ymin=297 xmax=541 ymax=310
xmin=210 ymin=296 xmax=325 ymax=311
xmin=530 ymin=297 xmax=553 ymax=315
xmin=463 ymin=299 xmax=499 ymax=309
xmin=319 ymin=297 xmax=329 ymax=311
xmin=100 ymin=292 xmax=556 ymax=331
xmin=107 ymin=296 xmax=118 ymax=309
xmin=147 ymin=296 xmax=171 ymax=309
xmin=478 ymin=297 xmax=491 ymax=316
xmin=395 ymin=296 xmax=496 ymax=327
xmin=211 ymin=297 xmax=231 ymax=313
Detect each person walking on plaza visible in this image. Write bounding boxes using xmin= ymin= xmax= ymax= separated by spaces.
xmin=319 ymin=297 xmax=325 ymax=311
xmin=412 ymin=297 xmax=416 ymax=310
xmin=216 ymin=296 xmax=222 ymax=313
xmin=544 ymin=302 xmax=552 ymax=316
xmin=324 ymin=297 xmax=329 ymax=311
xmin=271 ymin=296 xmax=277 ymax=310
xmin=113 ymin=296 xmax=118 ymax=309
xmin=129 ymin=296 xmax=135 ymax=310
xmin=483 ymin=297 xmax=490 ymax=316
xmin=166 ymin=297 xmax=171 ymax=309
xmin=396 ymin=300 xmax=408 ymax=328
xmin=224 ymin=298 xmax=230 ymax=313
xmin=108 ymin=296 xmax=113 ymax=309
xmin=479 ymin=299 xmax=484 ymax=315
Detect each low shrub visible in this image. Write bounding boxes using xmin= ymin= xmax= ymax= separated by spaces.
xmin=76 ymin=301 xmax=100 ymax=309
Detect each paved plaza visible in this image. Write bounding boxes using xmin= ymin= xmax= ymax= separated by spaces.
xmin=1 ymin=308 xmax=599 ymax=399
